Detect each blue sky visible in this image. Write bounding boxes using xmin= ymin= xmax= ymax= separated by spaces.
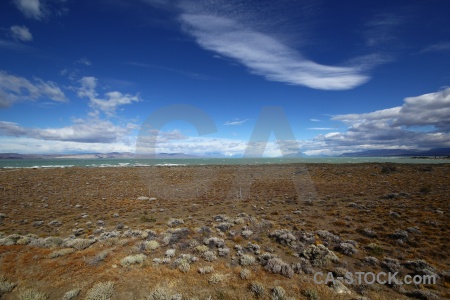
xmin=0 ymin=0 xmax=449 ymax=156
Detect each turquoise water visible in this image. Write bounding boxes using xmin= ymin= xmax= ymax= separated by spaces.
xmin=0 ymin=157 xmax=448 ymax=168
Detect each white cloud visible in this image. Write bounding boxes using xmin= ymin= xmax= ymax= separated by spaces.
xmin=0 ymin=118 xmax=136 ymax=143
xmin=320 ymin=88 xmax=450 ymax=151
xmin=180 ymin=13 xmax=369 ymax=90
xmin=10 ymin=25 xmax=33 ymax=42
xmin=309 ymin=118 xmax=321 ymax=122
xmin=224 ymin=118 xmax=249 ymax=126
xmin=0 ymin=70 xmax=67 ymax=107
xmin=137 ymin=135 xmax=293 ymax=157
xmin=0 ymin=136 xmax=135 ymax=154
xmin=77 ymin=76 xmax=140 ymax=116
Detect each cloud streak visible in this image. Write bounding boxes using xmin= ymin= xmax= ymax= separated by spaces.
xmin=224 ymin=118 xmax=249 ymax=126
xmin=180 ymin=13 xmax=370 ymax=90
xmin=420 ymin=42 xmax=450 ymax=54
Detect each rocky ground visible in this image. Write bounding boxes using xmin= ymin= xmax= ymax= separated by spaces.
xmin=0 ymin=163 xmax=449 ymax=299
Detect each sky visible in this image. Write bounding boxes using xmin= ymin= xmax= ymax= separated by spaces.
xmin=0 ymin=0 xmax=449 ymax=157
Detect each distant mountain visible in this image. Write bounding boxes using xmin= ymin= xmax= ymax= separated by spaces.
xmin=340 ymin=148 xmax=450 ymax=157
xmin=281 ymin=151 xmax=308 ymax=158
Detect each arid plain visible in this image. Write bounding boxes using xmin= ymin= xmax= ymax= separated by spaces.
xmin=0 ymin=163 xmax=449 ymax=299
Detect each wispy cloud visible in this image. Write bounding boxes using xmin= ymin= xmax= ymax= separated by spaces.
xmin=13 ymin=0 xmax=68 ymax=20
xmin=10 ymin=25 xmax=33 ymax=42
xmin=77 ymin=77 xmax=141 ymax=117
xmin=420 ymin=42 xmax=450 ymax=54
xmin=307 ymin=127 xmax=336 ymax=131
xmin=13 ymin=0 xmax=42 ymax=19
xmin=224 ymin=118 xmax=249 ymax=126
xmin=128 ymin=62 xmax=215 ymax=81
xmin=75 ymin=57 xmax=92 ymax=66
xmin=309 ymin=118 xmax=322 ymax=122
xmin=0 ymin=39 xmax=36 ymax=52
xmin=0 ymin=70 xmax=67 ymax=108
xmin=364 ymin=12 xmax=404 ymax=47
xmin=180 ymin=13 xmax=370 ymax=90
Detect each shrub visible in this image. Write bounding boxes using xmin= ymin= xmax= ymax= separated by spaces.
xmin=198 ymin=266 xmax=214 ymax=275
xmin=121 ymin=254 xmax=146 ymax=266
xmin=48 ymin=248 xmax=76 ymax=259
xmin=366 ymin=243 xmax=384 ymax=256
xmin=291 ymin=258 xmax=314 ymax=274
xmin=240 ymin=268 xmax=251 ymax=280
xmin=381 ymin=164 xmax=397 ymax=174
xmin=335 ymin=242 xmax=357 ymax=256
xmin=208 ymin=273 xmax=224 ymax=285
xmin=62 ymin=289 xmax=80 ymax=300
xmin=194 ymin=245 xmax=209 ymax=254
xmin=249 ymin=282 xmax=265 ymax=298
xmin=86 ymin=250 xmax=109 ymax=266
xmin=188 ymin=239 xmax=200 ymax=248
xmin=301 ymin=289 xmax=319 ymax=300
xmin=403 ymin=259 xmax=438 ymax=277
xmin=239 ymin=254 xmax=255 ymax=266
xmin=302 ymin=244 xmax=339 ymax=267
xmin=64 ymin=238 xmax=95 ymax=250
xmin=269 ymin=229 xmax=297 ymax=247
xmin=0 ymin=276 xmax=16 ymax=295
xmin=334 ymin=267 xmax=348 ymax=277
xmin=165 ymin=249 xmax=176 ymax=258
xmin=203 ymin=237 xmax=225 ymax=248
xmin=17 ymin=289 xmax=48 ymax=300
xmin=203 ymin=251 xmax=217 ymax=262
xmin=362 ymin=256 xmax=379 ymax=266
xmin=217 ymin=247 xmax=230 ymax=256
xmin=145 ymin=240 xmax=160 ymax=251
xmin=381 ymin=258 xmax=401 ymax=273
xmin=146 ymin=287 xmax=171 ymax=300
xmin=264 ymin=258 xmax=294 ymax=278
xmin=271 ymin=286 xmax=286 ymax=300
xmin=406 ymin=289 xmax=440 ymax=300
xmin=178 ymin=261 xmax=190 ymax=273
xmin=85 ymin=282 xmax=114 ymax=300
xmin=168 ymin=218 xmax=184 ymax=226
xmin=241 ymin=230 xmax=253 ymax=238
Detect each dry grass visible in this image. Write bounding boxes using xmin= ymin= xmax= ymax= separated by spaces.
xmin=0 ymin=164 xmax=448 ymax=299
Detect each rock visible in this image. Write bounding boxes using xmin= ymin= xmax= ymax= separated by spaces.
xmin=48 ymin=220 xmax=62 ymax=226
xmin=33 ymin=220 xmax=44 ymax=227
